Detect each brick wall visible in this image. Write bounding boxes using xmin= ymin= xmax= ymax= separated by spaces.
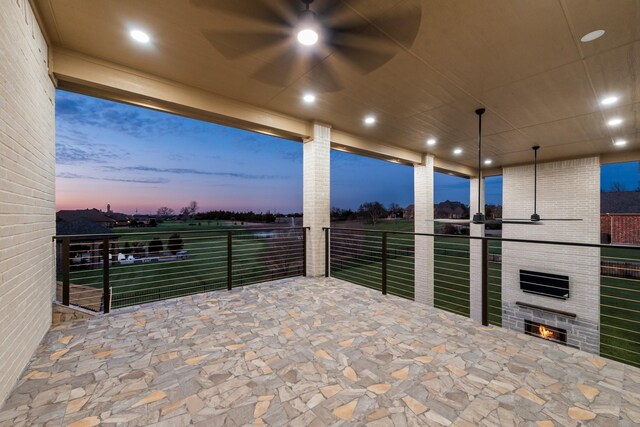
xmin=0 ymin=1 xmax=56 ymax=405
xmin=303 ymin=123 xmax=330 ymax=277
xmin=601 ymin=214 xmax=640 ymax=244
xmin=501 ymin=157 xmax=600 ymax=351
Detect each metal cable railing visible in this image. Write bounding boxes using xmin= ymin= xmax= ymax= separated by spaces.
xmin=323 ymin=226 xmax=640 ymax=369
xmin=54 ymin=227 xmax=307 ymax=311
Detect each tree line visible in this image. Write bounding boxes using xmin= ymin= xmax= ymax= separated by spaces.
xmin=155 ymin=200 xmax=302 ymax=223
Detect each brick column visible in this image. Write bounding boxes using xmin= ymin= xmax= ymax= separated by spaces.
xmin=501 ymin=157 xmax=600 ymax=353
xmin=469 ymin=177 xmax=485 ymax=323
xmin=303 ymin=123 xmax=331 ymax=277
xmin=414 ymin=154 xmax=434 ymax=305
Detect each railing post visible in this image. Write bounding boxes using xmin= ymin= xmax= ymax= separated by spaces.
xmin=324 ymin=228 xmax=329 ymax=278
xmin=62 ymin=237 xmax=70 ymax=306
xmin=102 ymin=236 xmax=111 ymax=314
xmin=227 ymin=231 xmax=233 ymax=290
xmin=302 ymin=228 xmax=307 ymax=277
xmin=481 ymin=238 xmax=488 ymax=326
xmin=382 ymin=232 xmax=388 ymax=295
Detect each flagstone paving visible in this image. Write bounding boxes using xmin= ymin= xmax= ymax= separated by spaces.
xmin=1 ymin=277 xmax=639 ymax=426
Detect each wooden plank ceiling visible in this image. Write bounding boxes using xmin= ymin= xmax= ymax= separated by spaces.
xmin=36 ymin=0 xmax=640 ymax=168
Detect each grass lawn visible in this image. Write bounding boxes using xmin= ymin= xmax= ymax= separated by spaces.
xmin=67 ymin=221 xmax=303 ymax=308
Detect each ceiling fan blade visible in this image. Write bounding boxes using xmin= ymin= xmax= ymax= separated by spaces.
xmin=202 ymin=30 xmax=290 ymax=60
xmin=329 ymin=23 xmax=397 ymax=75
xmin=429 ymin=219 xmax=472 ymax=224
xmin=190 ymin=0 xmax=295 ymax=27
xmin=369 ymin=0 xmax=422 ymax=49
xmin=251 ymin=48 xmax=309 ymax=87
xmin=538 ymin=218 xmax=584 ymax=221
xmin=498 ymin=221 xmax=542 ymax=225
xmin=494 ymin=218 xmax=534 ymax=221
xmin=496 ymin=217 xmax=583 ymax=222
xmin=304 ymin=61 xmax=344 ymax=92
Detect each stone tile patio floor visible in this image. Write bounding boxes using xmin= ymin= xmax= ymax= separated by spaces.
xmin=1 ymin=277 xmax=639 ymax=426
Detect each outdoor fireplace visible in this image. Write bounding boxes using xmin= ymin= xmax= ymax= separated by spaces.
xmin=524 ymin=319 xmax=567 ymax=345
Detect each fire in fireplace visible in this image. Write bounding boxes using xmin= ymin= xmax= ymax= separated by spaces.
xmin=524 ymin=320 xmax=567 ymax=344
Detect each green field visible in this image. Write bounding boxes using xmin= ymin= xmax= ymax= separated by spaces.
xmin=65 ymin=221 xmax=303 ymax=308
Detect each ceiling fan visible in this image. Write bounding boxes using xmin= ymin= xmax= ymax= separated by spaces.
xmin=433 ymin=109 xmax=582 ymax=226
xmin=191 ymin=0 xmax=422 ymax=92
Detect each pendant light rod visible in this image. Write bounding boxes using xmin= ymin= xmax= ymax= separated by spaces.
xmin=472 ymin=108 xmax=486 ymax=224
xmin=531 ymin=145 xmax=540 ymax=221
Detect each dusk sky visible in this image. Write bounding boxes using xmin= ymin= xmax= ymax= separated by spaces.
xmin=56 ymin=90 xmax=635 ymax=214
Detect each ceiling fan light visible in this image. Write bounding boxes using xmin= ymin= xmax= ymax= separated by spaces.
xmin=296 ymin=9 xmax=319 ymax=46
xmin=297 ymin=28 xmax=318 ymax=46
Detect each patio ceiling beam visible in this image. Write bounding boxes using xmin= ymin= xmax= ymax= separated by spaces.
xmin=52 ymin=48 xmax=311 ymax=141
xmin=601 ymin=150 xmax=640 ymax=165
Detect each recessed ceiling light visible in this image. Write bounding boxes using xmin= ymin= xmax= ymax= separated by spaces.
xmin=484 ymin=159 xmax=492 ymax=165
xmin=453 ymin=148 xmax=462 ymax=155
xmin=130 ymin=29 xmax=150 ymax=44
xmin=601 ymin=95 xmax=619 ymax=106
xmin=581 ymin=29 xmax=605 ymax=43
xmin=614 ymin=140 xmax=627 ymax=147
xmin=364 ymin=116 xmax=376 ymax=125
xmin=607 ymin=117 xmax=623 ymax=127
xmin=302 ymin=93 xmax=316 ymax=103
xmin=427 ymin=138 xmax=436 ymax=146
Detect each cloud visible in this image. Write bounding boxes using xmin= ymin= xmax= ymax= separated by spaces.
xmin=56 ymin=142 xmax=127 ymax=165
xmin=56 ymin=91 xmax=210 ymax=139
xmin=281 ymin=151 xmax=302 ymax=161
xmin=102 ymin=165 xmax=287 ymax=180
xmin=57 ymin=172 xmax=168 ymax=184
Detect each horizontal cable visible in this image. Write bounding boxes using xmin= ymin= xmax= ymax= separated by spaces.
xmin=331 ymin=271 xmax=381 ymax=288
xmin=433 ymin=277 xmax=470 ymax=290
xmin=600 ymin=313 xmax=640 ymax=325
xmin=435 ymin=299 xmax=470 ymax=312
xmin=94 ymin=263 xmax=227 ymax=284
xmin=332 ymin=267 xmax=382 ymax=283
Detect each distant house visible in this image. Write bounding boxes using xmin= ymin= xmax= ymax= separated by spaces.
xmin=105 ymin=212 xmax=131 ymax=227
xmin=403 ymin=204 xmax=414 ymax=220
xmin=434 ymin=200 xmax=469 ymax=219
xmin=57 ymin=208 xmax=116 ymax=228
xmin=601 ymin=191 xmax=640 ymax=244
xmin=55 ymin=217 xmax=117 ymax=271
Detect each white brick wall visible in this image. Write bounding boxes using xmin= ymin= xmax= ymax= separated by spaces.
xmin=0 ymin=0 xmax=56 ymax=405
xmin=469 ymin=178 xmax=485 ymax=323
xmin=414 ymin=155 xmax=434 ymax=305
xmin=303 ymin=123 xmax=330 ymax=277
xmin=502 ymin=157 xmax=600 ymax=323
